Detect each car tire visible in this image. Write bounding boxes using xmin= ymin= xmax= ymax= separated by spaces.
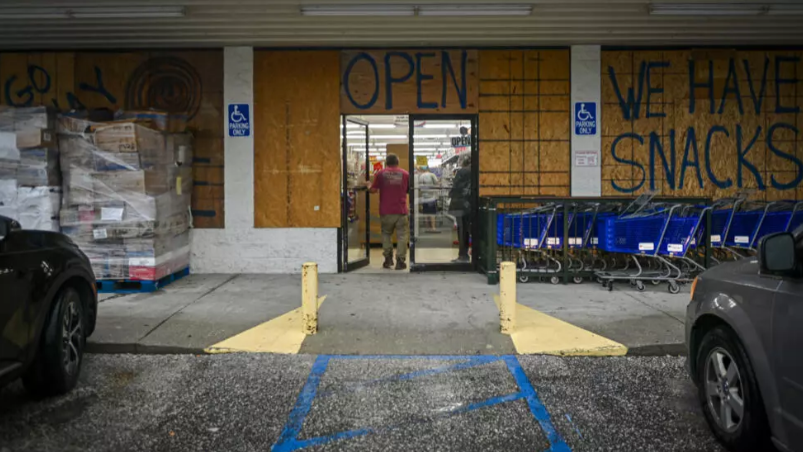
xmin=23 ymin=287 xmax=86 ymax=397
xmin=695 ymin=326 xmax=770 ymax=452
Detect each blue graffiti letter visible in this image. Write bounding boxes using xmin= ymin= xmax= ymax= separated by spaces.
xmin=689 ymin=60 xmax=715 ymax=114
xmin=442 ymin=50 xmax=468 ymax=109
xmin=4 ymin=75 xmax=33 ymax=107
xmin=384 ymin=52 xmax=414 ymax=110
xmin=774 ymin=56 xmax=800 ymax=114
xmin=736 ymin=125 xmax=765 ymax=189
xmin=415 ymin=52 xmax=438 ymax=109
xmin=611 ymin=133 xmax=646 ymax=193
xmin=649 ymin=130 xmax=676 ymax=190
xmin=608 ymin=62 xmax=646 ymax=120
xmin=679 ymin=127 xmax=703 ymax=189
xmin=28 ymin=65 xmax=51 ymax=94
xmin=704 ymin=126 xmax=733 ymax=189
xmin=646 ymin=61 xmax=669 ymax=118
xmin=78 ymin=66 xmax=117 ymax=104
xmin=767 ymin=123 xmax=803 ymax=190
xmin=718 ymin=58 xmax=744 ymax=115
xmin=743 ymin=57 xmax=769 ymax=115
xmin=343 ymin=53 xmax=379 ymax=110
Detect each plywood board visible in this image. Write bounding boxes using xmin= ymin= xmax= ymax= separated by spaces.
xmin=601 ymin=50 xmax=802 ymax=200
xmin=341 ymin=49 xmax=478 ymax=114
xmin=254 ymin=50 xmax=341 ymax=229
xmin=478 ymin=49 xmax=571 ymax=197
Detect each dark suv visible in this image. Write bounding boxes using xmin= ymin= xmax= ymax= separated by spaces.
xmin=0 ymin=215 xmax=97 ymax=396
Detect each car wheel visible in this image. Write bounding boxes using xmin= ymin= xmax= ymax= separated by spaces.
xmin=695 ymin=326 xmax=770 ymax=452
xmin=23 ymin=287 xmax=86 ymax=397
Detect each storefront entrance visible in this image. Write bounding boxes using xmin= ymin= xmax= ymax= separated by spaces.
xmin=338 ymin=117 xmax=371 ymax=272
xmin=339 ymin=114 xmax=479 ymax=273
xmin=408 ymin=115 xmax=478 ymax=272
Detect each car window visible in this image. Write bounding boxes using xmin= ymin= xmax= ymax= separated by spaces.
xmin=796 ymin=224 xmax=803 ymax=251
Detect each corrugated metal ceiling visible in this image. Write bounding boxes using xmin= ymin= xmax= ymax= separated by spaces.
xmin=0 ymin=0 xmax=802 ymax=49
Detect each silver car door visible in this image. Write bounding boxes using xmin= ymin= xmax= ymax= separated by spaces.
xmin=775 ymin=273 xmax=803 ymax=450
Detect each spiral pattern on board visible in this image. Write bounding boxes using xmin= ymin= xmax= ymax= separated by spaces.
xmin=125 ymin=57 xmax=202 ymax=120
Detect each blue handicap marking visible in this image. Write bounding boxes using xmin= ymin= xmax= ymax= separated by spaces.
xmin=271 ymin=355 xmax=571 ymax=452
xmin=228 ymin=103 xmax=250 ymax=137
xmin=574 ymin=102 xmax=597 ymax=136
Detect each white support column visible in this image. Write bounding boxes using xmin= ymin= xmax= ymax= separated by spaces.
xmin=224 ymin=46 xmax=255 ymax=229
xmin=190 ymin=47 xmax=338 ymax=274
xmin=571 ymin=45 xmax=602 ymax=197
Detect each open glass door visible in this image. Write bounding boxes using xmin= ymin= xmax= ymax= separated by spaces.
xmin=339 ymin=117 xmax=371 ymax=272
xmin=408 ymin=115 xmax=478 ymax=272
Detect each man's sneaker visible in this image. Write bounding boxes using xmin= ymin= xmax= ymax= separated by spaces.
xmin=383 ymin=257 xmax=394 ymax=269
xmin=395 ymin=260 xmax=407 ymax=270
xmin=452 ymin=256 xmax=470 ymax=263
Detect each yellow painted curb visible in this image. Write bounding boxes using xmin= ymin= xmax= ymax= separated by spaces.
xmin=493 ymin=295 xmax=628 ymax=356
xmin=205 ymin=296 xmax=327 ymax=354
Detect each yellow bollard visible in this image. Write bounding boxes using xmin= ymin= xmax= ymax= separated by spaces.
xmin=301 ymin=262 xmax=319 ymax=335
xmin=499 ymin=261 xmax=516 ymax=335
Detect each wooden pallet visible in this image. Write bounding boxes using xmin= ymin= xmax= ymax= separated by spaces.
xmin=96 ymin=267 xmax=190 ymax=294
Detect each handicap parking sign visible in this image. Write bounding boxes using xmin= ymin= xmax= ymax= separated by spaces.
xmin=228 ymin=104 xmax=250 ymax=137
xmin=574 ymin=102 xmax=596 ymax=136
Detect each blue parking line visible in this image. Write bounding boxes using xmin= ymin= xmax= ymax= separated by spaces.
xmin=503 ymin=356 xmax=571 ymax=452
xmin=326 ymin=354 xmax=495 ymax=360
xmin=272 ymin=355 xmax=572 ymax=452
xmin=317 ymin=355 xmax=499 ymax=398
xmin=272 ymin=355 xmax=330 ymax=452
xmin=281 ymin=391 xmax=526 ymax=451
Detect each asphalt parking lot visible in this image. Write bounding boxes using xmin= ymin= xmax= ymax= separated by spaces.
xmin=0 ymin=354 xmax=724 ymax=452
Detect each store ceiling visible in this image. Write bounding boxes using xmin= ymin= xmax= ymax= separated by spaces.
xmin=344 ymin=115 xmax=471 ymax=161
xmin=0 ymin=0 xmax=802 ymax=49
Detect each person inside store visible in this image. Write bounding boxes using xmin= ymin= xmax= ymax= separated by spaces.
xmin=448 ymin=154 xmax=473 ymax=263
xmin=367 ymin=153 xmax=410 ymax=270
xmin=418 ymin=166 xmax=440 ymax=233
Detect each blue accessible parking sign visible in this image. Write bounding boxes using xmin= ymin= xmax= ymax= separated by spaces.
xmin=228 ymin=103 xmax=250 ymax=137
xmin=574 ymin=102 xmax=596 ymax=135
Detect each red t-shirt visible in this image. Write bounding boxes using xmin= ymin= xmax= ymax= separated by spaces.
xmin=371 ymin=167 xmax=409 ymax=215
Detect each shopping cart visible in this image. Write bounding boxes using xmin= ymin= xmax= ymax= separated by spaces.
xmin=518 ymin=204 xmax=565 ymax=284
xmin=595 ymin=195 xmax=709 ymax=294
xmin=755 ymin=201 xmax=803 ymax=242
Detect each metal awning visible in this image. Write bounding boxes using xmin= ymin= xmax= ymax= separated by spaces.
xmin=0 ymin=0 xmax=801 ymax=49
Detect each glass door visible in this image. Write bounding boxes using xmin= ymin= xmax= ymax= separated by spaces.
xmin=408 ymin=115 xmax=478 ymax=272
xmin=339 ymin=117 xmax=371 ymax=272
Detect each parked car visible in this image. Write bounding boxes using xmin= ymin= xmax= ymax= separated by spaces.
xmin=0 ymin=215 xmax=97 ymax=396
xmin=686 ymin=225 xmax=803 ymax=452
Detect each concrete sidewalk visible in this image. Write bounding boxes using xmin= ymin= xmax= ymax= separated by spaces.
xmin=89 ymin=273 xmax=690 ymax=356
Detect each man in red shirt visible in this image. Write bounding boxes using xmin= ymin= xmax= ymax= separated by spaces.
xmin=369 ymin=153 xmax=410 ymax=270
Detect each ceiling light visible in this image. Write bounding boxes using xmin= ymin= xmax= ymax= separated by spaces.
xmin=346 ymin=124 xmax=397 ymax=129
xmin=363 ymin=134 xmax=408 ymax=139
xmin=0 ymin=6 xmax=187 ymax=19
xmin=423 ymin=123 xmax=457 ymax=129
xmin=301 ymin=5 xmax=416 ymax=16
xmin=648 ymin=3 xmax=766 ymax=16
xmin=418 ymin=4 xmax=533 ymax=16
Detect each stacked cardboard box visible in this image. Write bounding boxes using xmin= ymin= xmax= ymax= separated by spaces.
xmin=58 ymin=112 xmax=193 ymax=281
xmin=0 ymin=107 xmax=61 ymax=230
xmin=0 ymin=132 xmax=19 ymax=219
